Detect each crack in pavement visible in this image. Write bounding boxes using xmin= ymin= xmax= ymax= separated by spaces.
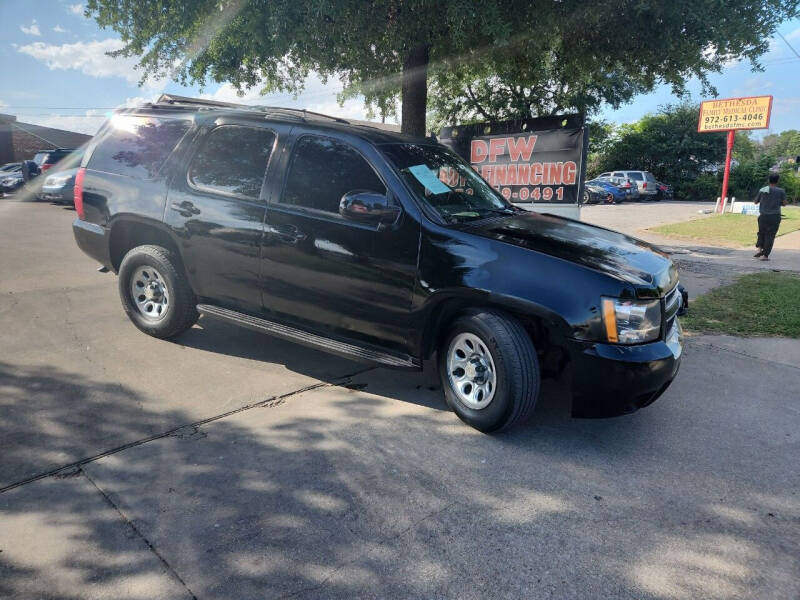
xmin=685 ymin=338 xmax=800 ymax=372
xmin=0 ymin=366 xmax=375 ymax=495
xmin=80 ymin=466 xmax=199 ymax=600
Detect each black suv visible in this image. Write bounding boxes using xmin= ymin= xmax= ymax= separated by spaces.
xmin=72 ymin=95 xmax=684 ymax=432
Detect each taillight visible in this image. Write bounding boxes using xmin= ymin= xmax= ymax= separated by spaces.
xmin=40 ymin=164 xmax=52 ymax=171
xmin=74 ymin=167 xmax=86 ymax=219
xmin=643 ymin=182 xmax=647 ymax=189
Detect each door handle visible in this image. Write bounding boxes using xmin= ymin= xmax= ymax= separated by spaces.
xmin=170 ymin=201 xmax=200 ymax=217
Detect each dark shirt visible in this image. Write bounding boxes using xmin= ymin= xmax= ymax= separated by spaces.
xmin=755 ymin=185 xmax=786 ymax=216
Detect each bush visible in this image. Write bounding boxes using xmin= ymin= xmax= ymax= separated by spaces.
xmin=674 ymin=173 xmax=719 ymax=201
xmin=778 ymin=168 xmax=800 ymax=204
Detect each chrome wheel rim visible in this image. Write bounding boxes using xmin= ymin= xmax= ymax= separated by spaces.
xmin=130 ymin=266 xmax=169 ymax=322
xmin=446 ymin=332 xmax=497 ymax=410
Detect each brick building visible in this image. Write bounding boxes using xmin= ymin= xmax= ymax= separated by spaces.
xmin=0 ymin=114 xmax=93 ymax=165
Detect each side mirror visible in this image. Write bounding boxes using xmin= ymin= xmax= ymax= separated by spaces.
xmin=339 ymin=190 xmax=401 ymax=228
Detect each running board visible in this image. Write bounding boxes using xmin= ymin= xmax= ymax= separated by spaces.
xmin=197 ymin=304 xmax=419 ymax=369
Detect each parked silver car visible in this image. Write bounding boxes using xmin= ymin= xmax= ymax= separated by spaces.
xmin=600 ymin=170 xmax=658 ymax=198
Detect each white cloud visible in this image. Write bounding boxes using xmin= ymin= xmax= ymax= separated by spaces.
xmin=68 ymin=3 xmax=84 ymax=16
xmin=53 ymin=25 xmax=68 ymax=33
xmin=199 ymin=73 xmax=396 ymax=124
xmin=20 ymin=20 xmax=41 ymax=36
xmin=17 ymin=38 xmax=143 ymax=84
xmin=785 ymin=27 xmax=800 ymax=42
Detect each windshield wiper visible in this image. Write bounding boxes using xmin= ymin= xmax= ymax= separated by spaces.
xmin=476 ymin=207 xmax=517 ymax=216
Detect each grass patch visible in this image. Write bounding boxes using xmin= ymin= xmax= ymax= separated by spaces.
xmin=651 ymin=206 xmax=800 ymax=247
xmin=682 ymin=271 xmax=800 ymax=337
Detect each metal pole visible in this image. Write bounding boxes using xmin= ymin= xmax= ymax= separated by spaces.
xmin=719 ymin=130 xmax=735 ymax=212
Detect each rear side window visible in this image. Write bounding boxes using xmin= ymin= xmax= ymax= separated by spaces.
xmin=188 ymin=125 xmax=276 ymax=199
xmin=628 ymin=172 xmax=644 ymax=181
xmin=88 ymin=115 xmax=190 ymax=179
xmin=33 ymin=152 xmax=49 ymax=165
xmin=281 ymin=135 xmax=385 ymax=214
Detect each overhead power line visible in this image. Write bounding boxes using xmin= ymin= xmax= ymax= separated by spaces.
xmin=776 ymin=31 xmax=800 ymax=60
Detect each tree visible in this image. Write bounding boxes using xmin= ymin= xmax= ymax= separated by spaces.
xmin=86 ymin=0 xmax=799 ymax=136
xmin=733 ymin=131 xmax=759 ymax=162
xmin=591 ymin=103 xmax=729 ymax=198
xmin=762 ymin=130 xmax=800 ymax=158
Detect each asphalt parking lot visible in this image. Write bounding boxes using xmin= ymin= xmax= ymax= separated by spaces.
xmin=1 ymin=199 xmax=798 ymax=599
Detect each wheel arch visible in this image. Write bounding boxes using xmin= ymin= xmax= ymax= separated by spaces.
xmin=419 ymin=290 xmax=571 ymax=376
xmin=108 ymin=216 xmax=183 ymax=274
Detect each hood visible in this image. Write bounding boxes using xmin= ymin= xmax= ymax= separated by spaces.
xmin=460 ymin=211 xmax=677 ymax=296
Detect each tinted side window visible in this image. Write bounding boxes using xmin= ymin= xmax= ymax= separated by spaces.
xmin=189 ymin=125 xmax=275 ymax=199
xmin=88 ymin=115 xmax=190 ymax=179
xmin=628 ymin=172 xmax=644 ymax=180
xmin=282 ymin=136 xmax=385 ymax=214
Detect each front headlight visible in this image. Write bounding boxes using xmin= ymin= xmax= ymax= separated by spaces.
xmin=602 ymin=297 xmax=661 ymax=344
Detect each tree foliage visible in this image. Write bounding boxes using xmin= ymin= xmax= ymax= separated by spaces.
xmin=590 ymin=103 xmax=800 ymax=201
xmin=762 ymin=129 xmax=800 ymax=158
xmin=85 ymin=0 xmax=799 ymax=135
xmin=591 ymin=103 xmax=727 ymax=186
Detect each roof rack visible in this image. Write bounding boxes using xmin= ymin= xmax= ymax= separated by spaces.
xmin=154 ymin=94 xmax=350 ymax=124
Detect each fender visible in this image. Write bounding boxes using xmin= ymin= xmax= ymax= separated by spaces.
xmin=415 ymin=286 xmax=573 ymax=360
xmin=107 ymin=214 xmax=186 ymax=274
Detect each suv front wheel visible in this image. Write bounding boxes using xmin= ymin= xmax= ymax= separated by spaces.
xmin=439 ymin=310 xmax=540 ymax=432
xmin=118 ymin=244 xmax=198 ymax=339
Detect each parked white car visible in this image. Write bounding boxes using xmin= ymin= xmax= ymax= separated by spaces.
xmin=599 ymin=170 xmax=658 ymax=198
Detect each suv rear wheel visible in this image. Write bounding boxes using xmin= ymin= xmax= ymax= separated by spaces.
xmin=439 ymin=310 xmax=540 ymax=432
xmin=118 ymin=245 xmax=198 ymax=339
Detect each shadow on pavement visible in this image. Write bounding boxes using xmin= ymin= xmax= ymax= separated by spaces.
xmin=2 ymin=348 xmax=798 ymax=599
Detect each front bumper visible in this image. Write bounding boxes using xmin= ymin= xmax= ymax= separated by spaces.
xmin=568 ymin=321 xmax=683 ymax=417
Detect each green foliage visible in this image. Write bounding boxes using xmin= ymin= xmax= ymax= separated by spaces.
xmin=733 ymin=131 xmax=759 ymax=162
xmin=777 ymin=167 xmax=800 ymax=203
xmin=84 ymin=0 xmax=799 ymax=134
xmin=588 ymin=102 xmax=727 ymax=199
xmin=762 ymin=129 xmax=800 ymax=158
xmin=589 ymin=100 xmax=800 ymax=202
xmin=679 ymin=173 xmax=722 ymax=202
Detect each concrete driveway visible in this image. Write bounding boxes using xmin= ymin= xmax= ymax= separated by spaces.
xmin=1 ymin=199 xmax=798 ymax=599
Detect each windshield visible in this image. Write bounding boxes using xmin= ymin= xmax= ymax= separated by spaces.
xmin=381 ymin=143 xmax=515 ymax=223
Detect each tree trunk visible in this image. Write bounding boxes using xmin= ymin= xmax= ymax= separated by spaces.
xmin=401 ymin=44 xmax=430 ymax=137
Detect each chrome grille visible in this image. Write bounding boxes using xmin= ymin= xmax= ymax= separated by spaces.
xmin=663 ymin=284 xmax=681 ymax=337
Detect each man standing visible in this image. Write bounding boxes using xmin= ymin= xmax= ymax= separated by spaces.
xmin=754 ymin=173 xmax=787 ymax=261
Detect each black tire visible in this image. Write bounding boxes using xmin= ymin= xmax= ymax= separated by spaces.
xmin=438 ymin=310 xmax=540 ymax=433
xmin=118 ymin=244 xmax=198 ymax=339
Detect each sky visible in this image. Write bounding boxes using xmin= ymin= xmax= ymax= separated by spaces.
xmin=1 ymin=1 xmax=798 ymax=138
